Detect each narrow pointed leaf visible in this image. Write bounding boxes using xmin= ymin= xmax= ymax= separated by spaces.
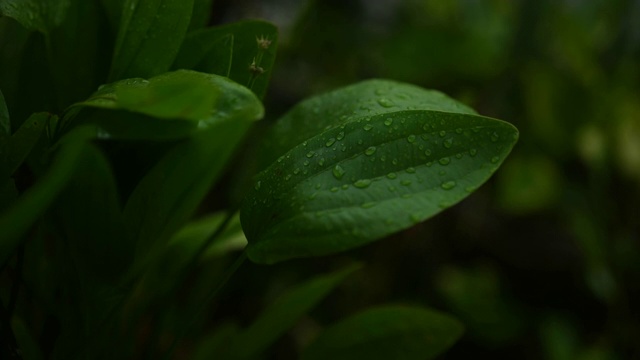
xmin=71 ymin=70 xmax=252 ymax=140
xmin=174 ymin=20 xmax=278 ymax=98
xmin=241 ymin=79 xmax=518 ymax=264
xmin=109 ymin=0 xmax=194 ymax=80
xmin=301 ymin=305 xmax=464 ymax=360
xmin=226 ymin=264 xmax=361 ymax=360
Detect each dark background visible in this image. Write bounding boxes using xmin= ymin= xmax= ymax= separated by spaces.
xmin=208 ymin=1 xmax=640 ymax=359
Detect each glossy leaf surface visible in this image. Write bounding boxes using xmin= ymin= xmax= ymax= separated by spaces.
xmin=226 ymin=264 xmax=360 ymax=359
xmin=109 ymin=0 xmax=194 ymax=80
xmin=242 ymin=79 xmax=518 ymax=264
xmin=301 ymin=305 xmax=464 ymax=360
xmin=72 ymin=70 xmax=256 ymax=140
xmin=174 ymin=20 xmax=278 ymax=98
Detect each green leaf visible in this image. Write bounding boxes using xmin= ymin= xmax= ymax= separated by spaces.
xmin=122 ymin=79 xmax=262 ymax=258
xmin=109 ymin=0 xmax=194 ymax=81
xmin=188 ymin=0 xmax=213 ymax=31
xmin=241 ymin=79 xmax=518 ymax=264
xmin=226 ymin=264 xmax=361 ymax=360
xmin=173 ymin=20 xmax=278 ymax=98
xmin=169 ymin=212 xmax=247 ymax=260
xmin=0 ymin=0 xmax=70 ymax=34
xmin=301 ymin=305 xmax=464 ymax=360
xmin=52 ymin=143 xmax=132 ymax=284
xmin=71 ymin=70 xmax=255 ymax=140
xmin=0 ymin=88 xmax=9 ymax=135
xmin=0 ymin=125 xmax=94 ymax=265
xmin=0 ymin=112 xmax=47 ymax=179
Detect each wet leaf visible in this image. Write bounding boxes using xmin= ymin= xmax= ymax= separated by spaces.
xmin=71 ymin=70 xmax=257 ymax=140
xmin=122 ymin=79 xmax=262 ymax=258
xmin=241 ymin=79 xmax=518 ymax=264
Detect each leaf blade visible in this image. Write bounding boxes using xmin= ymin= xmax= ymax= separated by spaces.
xmin=301 ymin=305 xmax=464 ymax=360
xmin=241 ymin=80 xmax=518 ymax=264
xmin=109 ymin=0 xmax=194 ymax=80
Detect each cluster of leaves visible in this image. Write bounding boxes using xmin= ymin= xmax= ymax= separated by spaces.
xmin=0 ymin=0 xmax=518 ymax=359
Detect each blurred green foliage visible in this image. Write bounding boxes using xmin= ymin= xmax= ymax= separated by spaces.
xmin=243 ymin=0 xmax=639 ymax=358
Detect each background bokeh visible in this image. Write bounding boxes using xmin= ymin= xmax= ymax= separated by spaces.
xmin=211 ymin=1 xmax=640 ymax=359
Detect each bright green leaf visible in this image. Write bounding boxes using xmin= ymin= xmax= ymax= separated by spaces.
xmin=174 ymin=20 xmax=278 ymax=98
xmin=70 ymin=70 xmax=256 ymax=140
xmin=123 ymin=80 xmax=262 ymax=258
xmin=301 ymin=305 xmax=464 ymax=360
xmin=0 ymin=0 xmax=70 ymax=34
xmin=0 ymin=88 xmax=9 ymax=135
xmin=109 ymin=0 xmax=194 ymax=80
xmin=226 ymin=264 xmax=361 ymax=360
xmin=241 ymin=79 xmax=518 ymax=264
xmin=0 ymin=125 xmax=94 ymax=265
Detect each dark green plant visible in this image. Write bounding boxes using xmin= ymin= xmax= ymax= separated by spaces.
xmin=0 ymin=1 xmax=517 ymax=359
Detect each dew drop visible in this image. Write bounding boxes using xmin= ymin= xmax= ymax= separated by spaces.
xmin=410 ymin=213 xmax=422 ymax=223
xmin=303 ymin=160 xmax=310 ymax=166
xmin=401 ymin=180 xmax=412 ymax=186
xmin=330 ymin=187 xmax=339 ymax=192
xmin=342 ymin=184 xmax=349 ymax=190
xmin=392 ymin=159 xmax=399 ymax=165
xmin=386 ymin=172 xmax=397 ymax=179
xmin=364 ymin=146 xmax=377 ymax=156
xmin=424 ymin=149 xmax=432 ymax=156
xmin=455 ymin=128 xmax=463 ymax=134
xmin=337 ymin=131 xmax=345 ymax=140
xmin=306 ymin=151 xmax=315 ymax=158
xmin=491 ymin=156 xmax=500 ymax=163
xmin=469 ymin=148 xmax=477 ymax=157
xmin=407 ymin=134 xmax=417 ymax=143
xmin=439 ymin=130 xmax=446 ymax=137
xmin=354 ymin=179 xmax=372 ymax=188
xmin=455 ymin=153 xmax=463 ymax=159
xmin=363 ymin=124 xmax=374 ymax=131
xmin=465 ymin=186 xmax=476 ymax=193
xmin=441 ymin=180 xmax=456 ymax=190
xmin=406 ymin=167 xmax=416 ymax=173
xmin=318 ymin=157 xmax=326 ymax=166
xmin=332 ymin=164 xmax=346 ymax=179
xmin=438 ymin=157 xmax=451 ymax=165
xmin=285 ymin=174 xmax=292 ymax=180
xmin=384 ymin=118 xmax=393 ymax=126
xmin=293 ymin=168 xmax=300 ymax=174
xmin=377 ymin=98 xmax=394 ymax=108
xmin=254 ymin=181 xmax=261 ymax=190
xmin=326 ymin=138 xmax=336 ymax=147
xmin=443 ymin=138 xmax=453 ymax=148
xmin=357 ymin=139 xmax=364 ymax=145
